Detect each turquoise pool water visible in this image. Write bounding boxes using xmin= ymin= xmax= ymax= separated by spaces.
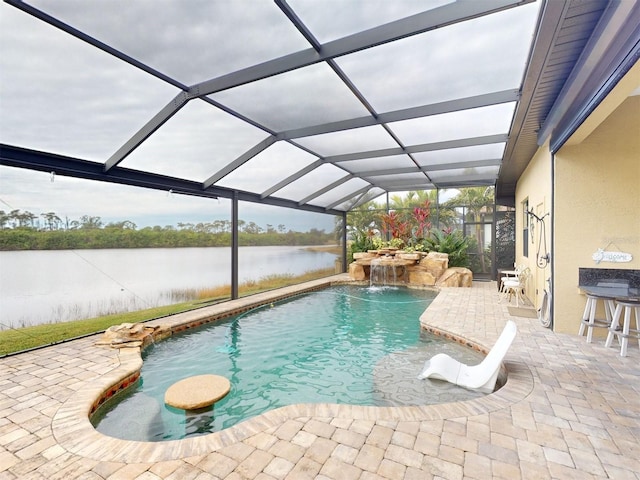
xmin=93 ymin=285 xmax=485 ymax=441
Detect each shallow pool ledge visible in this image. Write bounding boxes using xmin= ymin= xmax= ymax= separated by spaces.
xmin=51 ymin=279 xmax=534 ymax=463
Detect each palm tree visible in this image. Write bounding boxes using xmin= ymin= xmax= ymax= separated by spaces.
xmin=389 ymin=190 xmax=437 ymax=210
xmin=345 ymin=200 xmax=384 ymax=235
xmin=0 ymin=210 xmax=11 ymax=229
xmin=79 ymin=215 xmax=103 ymax=229
xmin=41 ymin=212 xmax=62 ymax=231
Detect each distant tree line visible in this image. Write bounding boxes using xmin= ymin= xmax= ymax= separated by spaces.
xmin=0 ymin=210 xmax=334 ymax=251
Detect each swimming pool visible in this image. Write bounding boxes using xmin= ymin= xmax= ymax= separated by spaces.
xmin=93 ymin=285 xmax=486 ymax=441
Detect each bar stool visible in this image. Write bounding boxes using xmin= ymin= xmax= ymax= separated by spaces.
xmin=605 ymin=300 xmax=640 ymax=356
xmin=578 ymin=294 xmax=616 ymax=343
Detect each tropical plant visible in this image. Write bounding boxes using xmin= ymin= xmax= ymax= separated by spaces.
xmin=342 ymin=190 xmax=483 ymax=265
xmin=446 ymin=187 xmax=494 ymax=271
xmin=347 ymin=228 xmax=378 ymax=262
xmin=389 ymin=190 xmax=437 ymax=210
xmin=423 ymin=228 xmax=470 ymax=267
xmin=410 ymin=200 xmax=432 ymax=244
xmin=346 ymin=200 xmax=384 ymax=232
xmin=380 ymin=210 xmax=410 ymax=246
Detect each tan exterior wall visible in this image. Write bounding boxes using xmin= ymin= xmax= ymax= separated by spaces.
xmin=514 ymin=143 xmax=552 ymax=311
xmin=553 ymin=95 xmax=640 ymax=333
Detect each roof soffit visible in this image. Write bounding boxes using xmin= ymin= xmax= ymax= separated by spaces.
xmin=497 ymin=0 xmax=609 ymax=201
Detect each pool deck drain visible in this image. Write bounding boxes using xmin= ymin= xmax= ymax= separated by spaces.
xmin=1 ymin=275 xmax=639 ymax=478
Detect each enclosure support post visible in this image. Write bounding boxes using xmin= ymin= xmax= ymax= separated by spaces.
xmin=231 ymin=192 xmax=239 ymax=299
xmin=385 ymin=192 xmax=390 ymax=242
xmin=492 ymin=188 xmax=497 ymax=280
xmin=341 ymin=211 xmax=347 ymax=272
xmin=435 ymin=188 xmax=440 ymax=229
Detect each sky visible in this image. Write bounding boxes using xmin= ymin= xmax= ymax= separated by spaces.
xmin=0 ymin=1 xmax=540 ymax=231
xmin=0 ymin=165 xmax=339 ymax=231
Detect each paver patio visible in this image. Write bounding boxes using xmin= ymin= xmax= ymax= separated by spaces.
xmin=1 ymin=278 xmax=639 ymax=479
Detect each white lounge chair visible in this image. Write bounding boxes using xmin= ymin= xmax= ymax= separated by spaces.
xmin=418 ymin=321 xmax=517 ymax=393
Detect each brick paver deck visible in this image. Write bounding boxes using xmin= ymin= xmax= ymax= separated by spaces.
xmin=1 ymin=278 xmax=639 ymax=479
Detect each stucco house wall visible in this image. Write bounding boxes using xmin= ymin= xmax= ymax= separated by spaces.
xmin=553 ymin=94 xmax=640 ymax=334
xmin=514 ymin=59 xmax=639 ymax=334
xmin=514 ymin=143 xmax=552 ymax=313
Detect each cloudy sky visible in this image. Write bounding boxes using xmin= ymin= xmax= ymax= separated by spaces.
xmin=0 ymin=165 xmax=337 ymax=231
xmin=0 ymin=0 xmax=540 ymax=231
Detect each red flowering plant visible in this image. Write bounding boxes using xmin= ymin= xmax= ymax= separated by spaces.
xmin=378 ymin=200 xmax=433 ymax=251
xmin=411 ymin=200 xmax=432 ymax=243
xmin=397 ymin=200 xmax=431 ymax=252
xmin=380 ymin=210 xmax=411 ymax=248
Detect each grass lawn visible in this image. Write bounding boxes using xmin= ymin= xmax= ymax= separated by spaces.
xmin=0 ymin=268 xmax=335 ymax=356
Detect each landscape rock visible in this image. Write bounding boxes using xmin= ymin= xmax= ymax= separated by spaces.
xmin=419 ymin=252 xmax=449 ymax=279
xmin=407 ymin=268 xmax=437 ymax=286
xmin=96 ymin=323 xmax=170 ymax=348
xmin=353 ymin=252 xmax=376 ymax=259
xmin=435 ymin=267 xmax=473 ymax=287
xmin=349 ymin=263 xmax=366 ymax=281
xmin=347 ymin=250 xmax=472 ymax=288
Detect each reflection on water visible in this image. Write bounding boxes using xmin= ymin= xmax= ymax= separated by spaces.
xmin=0 ymin=246 xmax=336 ymax=327
xmin=184 ymin=408 xmax=217 ymax=437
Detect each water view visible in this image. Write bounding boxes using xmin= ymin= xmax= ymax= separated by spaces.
xmin=0 ymin=246 xmax=338 ymax=328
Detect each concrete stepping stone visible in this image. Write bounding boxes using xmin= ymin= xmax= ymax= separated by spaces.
xmin=165 ymin=374 xmax=230 ymax=410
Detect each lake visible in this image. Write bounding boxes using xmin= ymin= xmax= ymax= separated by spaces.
xmin=0 ymin=246 xmax=338 ymax=328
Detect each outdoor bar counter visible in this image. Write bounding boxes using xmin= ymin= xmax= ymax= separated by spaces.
xmin=578 ymin=268 xmax=640 ymax=355
xmin=578 ymin=267 xmax=640 ymax=301
xmin=579 ymin=285 xmax=640 ymax=301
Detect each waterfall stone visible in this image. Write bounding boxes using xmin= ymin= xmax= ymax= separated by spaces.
xmin=348 ymin=250 xmax=472 ymax=287
xmin=436 ymin=267 xmax=474 ymax=287
xmin=349 ymin=263 xmax=367 ymax=281
xmin=407 ymin=269 xmax=437 ymax=286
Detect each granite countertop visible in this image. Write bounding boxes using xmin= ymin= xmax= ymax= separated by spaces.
xmin=579 ymin=285 xmax=640 ymax=301
xmin=578 ymin=268 xmax=640 ymax=301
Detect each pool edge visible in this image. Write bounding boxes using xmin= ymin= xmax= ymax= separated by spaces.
xmin=51 ymin=277 xmax=535 ymax=463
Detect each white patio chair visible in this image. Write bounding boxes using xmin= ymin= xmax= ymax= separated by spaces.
xmin=502 ymin=267 xmax=531 ymax=307
xmin=499 ymin=264 xmax=521 ymax=295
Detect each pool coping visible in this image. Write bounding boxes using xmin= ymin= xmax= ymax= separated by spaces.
xmin=51 ymin=275 xmax=535 ymax=463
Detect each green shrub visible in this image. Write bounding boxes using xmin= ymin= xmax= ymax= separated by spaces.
xmin=424 ymin=229 xmax=470 ymax=267
xmin=347 ymin=229 xmax=377 ymax=262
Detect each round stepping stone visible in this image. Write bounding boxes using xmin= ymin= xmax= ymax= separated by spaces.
xmin=164 ymin=374 xmax=230 ymax=410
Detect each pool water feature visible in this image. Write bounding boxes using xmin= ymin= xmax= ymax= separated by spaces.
xmin=93 ymin=285 xmax=486 ymax=441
